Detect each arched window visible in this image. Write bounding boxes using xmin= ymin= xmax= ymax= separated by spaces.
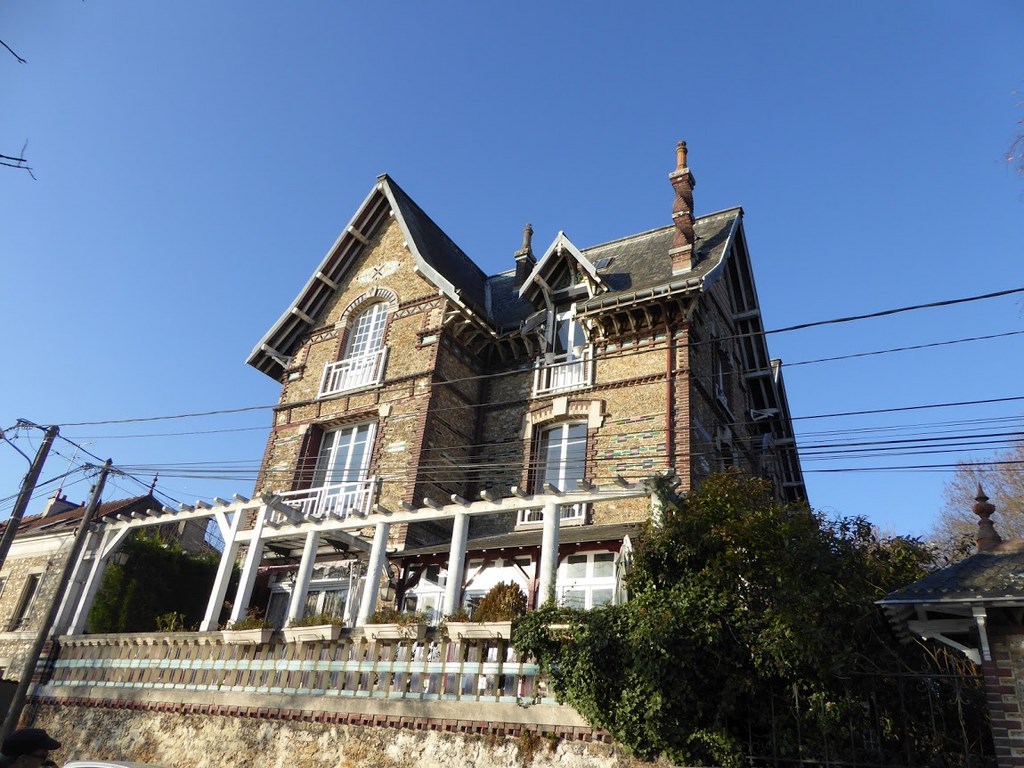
xmin=319 ymin=302 xmax=390 ymax=396
xmin=344 ymin=302 xmax=388 ymax=359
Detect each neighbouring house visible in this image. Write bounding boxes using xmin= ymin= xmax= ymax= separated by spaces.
xmin=879 ymin=488 xmax=1024 ymax=768
xmin=0 ymin=492 xmax=213 ymax=680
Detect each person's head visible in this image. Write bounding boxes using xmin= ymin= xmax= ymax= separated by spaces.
xmin=0 ymin=728 xmax=61 ymax=768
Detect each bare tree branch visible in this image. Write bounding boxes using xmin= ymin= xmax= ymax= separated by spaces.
xmin=0 ymin=38 xmax=26 ymax=64
xmin=1009 ymin=85 xmax=1024 ymax=175
xmin=0 ymin=142 xmax=36 ymax=179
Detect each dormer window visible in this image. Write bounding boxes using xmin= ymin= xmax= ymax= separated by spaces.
xmin=319 ymin=302 xmax=389 ymax=397
xmin=534 ymin=305 xmax=592 ymax=395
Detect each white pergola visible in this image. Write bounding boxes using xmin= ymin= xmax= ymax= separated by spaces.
xmin=53 ymin=476 xmax=659 ymax=635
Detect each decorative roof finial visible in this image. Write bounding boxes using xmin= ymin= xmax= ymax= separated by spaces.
xmin=149 ymin=474 xmax=159 ymax=494
xmin=973 ymin=483 xmax=1002 ymax=552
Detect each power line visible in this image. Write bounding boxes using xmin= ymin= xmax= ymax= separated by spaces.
xmin=794 ymin=396 xmax=1024 ymax=421
xmin=764 ymin=286 xmax=1024 ymax=335
xmin=783 ymin=330 xmax=1024 ymax=368
xmin=46 ymin=284 xmax=1024 ymax=429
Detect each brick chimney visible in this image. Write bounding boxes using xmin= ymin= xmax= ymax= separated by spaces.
xmin=41 ymin=492 xmax=78 ymax=519
xmin=669 ymin=140 xmax=697 ymax=273
xmin=514 ymin=223 xmax=536 ymax=288
xmin=973 ymin=484 xmax=1002 ymax=552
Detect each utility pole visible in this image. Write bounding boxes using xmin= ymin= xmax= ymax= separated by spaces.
xmin=0 ymin=424 xmax=59 ymax=576
xmin=0 ymin=459 xmax=110 ymax=740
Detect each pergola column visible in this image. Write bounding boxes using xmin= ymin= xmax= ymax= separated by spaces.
xmin=443 ymin=512 xmax=469 ymax=616
xmin=200 ymin=506 xmax=248 ymax=631
xmin=538 ymin=501 xmax=560 ymax=606
xmin=356 ymin=522 xmax=390 ymax=627
xmin=228 ymin=503 xmax=270 ymax=625
xmin=287 ymin=530 xmax=321 ymax=624
xmin=66 ymin=526 xmax=132 ymax=635
xmin=52 ymin=527 xmax=101 ymax=635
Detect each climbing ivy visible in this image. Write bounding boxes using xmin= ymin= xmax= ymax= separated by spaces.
xmin=88 ymin=533 xmax=224 ymax=633
xmin=513 ymin=471 xmax=975 ymax=766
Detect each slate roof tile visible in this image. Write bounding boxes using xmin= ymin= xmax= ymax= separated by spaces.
xmin=880 ymin=541 xmax=1024 ymax=605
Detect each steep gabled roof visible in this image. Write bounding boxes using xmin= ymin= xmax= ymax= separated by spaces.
xmin=518 ymin=232 xmax=609 ymax=304
xmin=249 ymin=178 xmax=743 ymax=380
xmin=247 ymin=175 xmax=490 ymax=380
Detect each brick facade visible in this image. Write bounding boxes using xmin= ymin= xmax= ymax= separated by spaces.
xmin=244 ymin=161 xmax=804 ymax=593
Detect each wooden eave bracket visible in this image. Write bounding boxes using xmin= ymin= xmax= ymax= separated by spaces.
xmin=905 ymin=611 xmax=989 ymax=664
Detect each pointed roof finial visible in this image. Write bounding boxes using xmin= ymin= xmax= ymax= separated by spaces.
xmin=973 ymin=483 xmax=1002 ymax=552
xmin=149 ymin=474 xmax=159 ymax=494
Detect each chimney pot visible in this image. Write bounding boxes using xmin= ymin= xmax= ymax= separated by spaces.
xmin=675 ymin=140 xmax=688 ymax=171
xmin=514 ymin=223 xmax=536 ymax=288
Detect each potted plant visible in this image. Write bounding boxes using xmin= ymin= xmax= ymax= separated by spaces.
xmin=282 ymin=612 xmax=345 ymax=643
xmin=446 ymin=581 xmax=527 ymax=640
xmin=222 ymin=611 xmax=273 ymax=645
xmin=365 ymin=606 xmax=429 ymax=641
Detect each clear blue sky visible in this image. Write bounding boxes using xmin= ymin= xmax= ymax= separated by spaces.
xmin=2 ymin=2 xmax=1022 ymax=537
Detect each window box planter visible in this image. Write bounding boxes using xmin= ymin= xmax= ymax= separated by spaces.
xmin=444 ymin=621 xmax=514 ymax=640
xmin=366 ymin=622 xmax=427 ymax=641
xmin=282 ymin=623 xmax=344 ymax=644
xmin=221 ymin=627 xmax=274 ymax=645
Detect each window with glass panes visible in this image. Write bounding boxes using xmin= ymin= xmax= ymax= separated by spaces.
xmin=344 ymin=303 xmax=388 ymax=359
xmin=519 ymin=422 xmax=587 ymax=525
xmin=10 ymin=573 xmax=41 ymax=630
xmin=266 ymin=581 xmax=351 ymax=629
xmin=312 ymin=423 xmax=374 ymax=488
xmin=557 ymin=552 xmax=616 ymax=609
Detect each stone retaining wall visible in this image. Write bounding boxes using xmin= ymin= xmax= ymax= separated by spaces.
xmin=27 ymin=701 xmax=663 ymax=768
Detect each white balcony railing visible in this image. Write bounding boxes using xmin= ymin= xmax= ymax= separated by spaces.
xmin=277 ymin=478 xmax=376 ymax=522
xmin=516 ymin=503 xmax=587 ymax=527
xmin=534 ymin=348 xmax=592 ymax=395
xmin=318 ymin=348 xmax=388 ymax=398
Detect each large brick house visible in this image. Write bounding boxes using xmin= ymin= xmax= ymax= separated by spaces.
xmin=240 ymin=141 xmax=805 ymax=626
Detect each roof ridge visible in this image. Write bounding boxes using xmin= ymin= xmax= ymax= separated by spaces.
xmin=580 ymin=207 xmax=742 ymax=255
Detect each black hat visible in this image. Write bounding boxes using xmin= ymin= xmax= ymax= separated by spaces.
xmin=1 ymin=728 xmax=61 ymax=757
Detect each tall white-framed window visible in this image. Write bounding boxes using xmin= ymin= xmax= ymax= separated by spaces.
xmin=345 ymin=302 xmax=388 ymax=359
xmin=557 ymin=552 xmax=616 ymax=610
xmin=535 ymin=305 xmax=591 ymax=394
xmin=319 ymin=302 xmax=390 ymax=397
xmin=313 ymin=423 xmax=375 ymax=488
xmin=519 ymin=422 xmax=588 ymax=526
xmin=280 ymin=422 xmax=376 ymax=520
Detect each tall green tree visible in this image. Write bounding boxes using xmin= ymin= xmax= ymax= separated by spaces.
xmin=88 ymin=534 xmax=222 ymax=633
xmin=514 ymin=472 xmax=981 ymax=766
